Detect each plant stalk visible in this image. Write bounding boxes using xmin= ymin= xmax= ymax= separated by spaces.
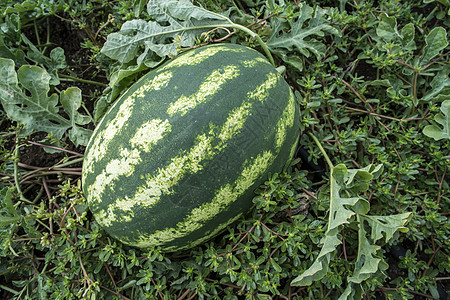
xmin=0 ymin=284 xmax=18 ymax=295
xmin=153 ymin=22 xmax=276 ymax=67
xmin=13 ymin=144 xmax=33 ymax=205
xmin=231 ymin=23 xmax=276 ymax=67
xmin=308 ymin=133 xmax=334 ymax=169
xmin=54 ymin=157 xmax=85 ymax=168
xmin=59 ymin=74 xmax=108 ymax=87
xmin=191 ymin=6 xmax=276 ymax=66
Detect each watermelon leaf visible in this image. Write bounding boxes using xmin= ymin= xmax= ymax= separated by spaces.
xmin=375 ymin=14 xmax=416 ymax=52
xmin=0 ymin=15 xmax=27 ymax=67
xmin=99 ymin=0 xmax=240 ymax=119
xmin=147 ymin=0 xmax=225 ymax=24
xmin=291 ymin=151 xmax=410 ymax=300
xmin=420 ymin=27 xmax=448 ymax=67
xmin=423 ymin=100 xmax=450 ymax=141
xmin=291 ymin=163 xmax=376 ymax=286
xmin=133 ymin=0 xmax=147 ymax=17
xmin=101 ymin=0 xmax=228 ymax=64
xmin=422 ymin=66 xmax=450 ymax=101
xmin=21 ymin=35 xmax=66 ymax=85
xmin=0 ymin=58 xmax=92 ymax=145
xmin=348 ymin=213 xmax=411 ymax=284
xmin=267 ymin=4 xmax=340 ymax=70
xmin=60 ymin=87 xmax=92 ymax=146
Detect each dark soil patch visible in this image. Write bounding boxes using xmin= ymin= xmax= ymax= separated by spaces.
xmin=354 ymin=59 xmax=378 ymax=81
xmin=18 ymin=133 xmax=65 ymax=167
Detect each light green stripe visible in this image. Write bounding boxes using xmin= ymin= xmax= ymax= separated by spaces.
xmin=94 ymin=206 xmax=118 ymax=228
xmin=167 ymin=65 xmax=240 ymax=116
xmin=275 ymin=89 xmax=296 ymax=150
xmin=83 ymin=97 xmax=136 ymax=178
xmin=83 ymin=71 xmax=173 ymax=180
xmin=242 ymin=57 xmax=270 ymax=68
xmin=133 ymin=71 xmax=173 ymax=98
xmin=131 ymin=119 xmax=172 ymax=152
xmin=159 ymin=46 xmax=247 ymax=71
xmin=247 ymin=72 xmax=279 ymax=102
xmin=185 ymin=212 xmax=244 ymax=250
xmin=288 ymin=135 xmax=299 ymax=161
xmin=218 ymin=103 xmax=252 ymax=142
xmin=133 ymin=150 xmax=274 ymax=248
xmin=87 ymin=119 xmax=172 ymax=211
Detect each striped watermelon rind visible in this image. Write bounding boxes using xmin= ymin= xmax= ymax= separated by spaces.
xmin=82 ymin=43 xmax=300 ymax=251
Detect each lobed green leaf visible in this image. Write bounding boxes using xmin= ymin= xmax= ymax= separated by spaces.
xmin=0 ymin=58 xmax=92 ymax=145
xmin=267 ymin=4 xmax=340 ymax=70
xmin=423 ymin=100 xmax=450 ymax=140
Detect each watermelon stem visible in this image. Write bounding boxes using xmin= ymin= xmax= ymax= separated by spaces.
xmin=60 ymin=74 xmax=108 ymax=87
xmin=191 ymin=8 xmax=276 ymax=66
xmin=308 ymin=133 xmax=334 ymax=170
xmin=181 ymin=23 xmax=276 ymax=67
xmin=230 ymin=23 xmax=276 ymax=67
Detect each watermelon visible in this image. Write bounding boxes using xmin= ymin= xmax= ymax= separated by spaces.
xmin=82 ymin=43 xmax=300 ymax=251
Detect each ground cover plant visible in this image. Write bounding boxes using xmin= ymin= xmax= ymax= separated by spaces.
xmin=0 ymin=0 xmax=449 ymax=299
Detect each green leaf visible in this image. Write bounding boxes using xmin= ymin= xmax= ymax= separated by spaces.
xmin=101 ymin=20 xmax=172 ymax=64
xmin=2 ymin=1 xmax=38 ymax=15
xmin=0 ymin=34 xmax=26 ymax=66
xmin=0 ymin=13 xmax=23 ymax=48
xmin=267 ymin=4 xmax=340 ymax=62
xmin=0 ymin=58 xmax=92 ymax=145
xmin=348 ymin=233 xmax=381 ymax=283
xmin=420 ymin=27 xmax=448 ymax=67
xmin=134 ymin=0 xmax=147 ymax=17
xmin=60 ymin=87 xmax=92 ymax=146
xmin=109 ymin=57 xmax=164 ymax=96
xmin=428 ymin=284 xmax=441 ymax=299
xmin=147 ymin=0 xmax=225 ymax=23
xmin=348 ymin=214 xmax=410 ymax=284
xmin=365 ymin=213 xmax=412 ymax=243
xmin=422 ymin=65 xmax=450 ymax=101
xmin=332 ymin=163 xmax=347 ymax=182
xmin=292 ymin=164 xmax=379 ymax=287
xmin=328 ymin=165 xmax=370 ymax=234
xmin=338 ymin=282 xmax=363 ymax=300
xmin=375 ymin=15 xmax=416 ymax=53
xmin=423 ymin=100 xmax=450 ymax=141
xmin=290 ymin=234 xmax=339 ymax=286
xmin=270 ymin=258 xmax=282 ymax=272
xmin=119 ymin=280 xmax=137 ymax=291
xmin=21 ymin=35 xmax=66 ymax=85
xmin=0 ymin=187 xmax=19 ymax=256
xmin=376 ymin=14 xmax=399 ymax=42
xmin=101 ymin=0 xmax=228 ymax=64
xmin=424 ymin=0 xmax=450 ymax=7
xmin=0 ymin=215 xmax=20 ymax=227
xmin=0 ymin=187 xmax=17 ymax=217
xmin=399 ymin=23 xmax=416 ymax=51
